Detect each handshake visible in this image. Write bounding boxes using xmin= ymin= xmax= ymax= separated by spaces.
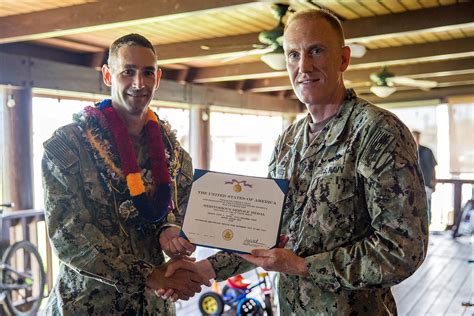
xmin=151 ymin=227 xmax=294 ymax=302
xmin=146 ymin=258 xmax=215 ymax=301
xmin=149 ymin=226 xmax=216 ymax=301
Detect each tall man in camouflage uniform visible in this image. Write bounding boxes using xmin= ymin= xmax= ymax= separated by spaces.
xmin=167 ymin=9 xmax=429 ymax=315
xmin=42 ymin=34 xmax=209 ymax=315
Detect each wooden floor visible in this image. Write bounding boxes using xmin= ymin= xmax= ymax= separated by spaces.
xmin=177 ymin=232 xmax=473 ymax=316
xmin=392 ymin=232 xmax=473 ymax=316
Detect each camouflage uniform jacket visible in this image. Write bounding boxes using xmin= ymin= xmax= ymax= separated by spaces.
xmin=208 ymin=90 xmax=428 ymax=315
xmin=42 ymin=106 xmax=193 ymax=315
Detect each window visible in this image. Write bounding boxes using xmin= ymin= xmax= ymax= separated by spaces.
xmin=448 ymin=102 xmax=474 ymax=174
xmin=235 ymin=143 xmax=262 ymax=161
xmin=210 ymin=112 xmax=282 ymax=177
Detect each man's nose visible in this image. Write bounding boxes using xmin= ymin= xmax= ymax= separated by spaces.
xmin=132 ymin=73 xmax=145 ymax=88
xmin=298 ymin=54 xmax=312 ymax=73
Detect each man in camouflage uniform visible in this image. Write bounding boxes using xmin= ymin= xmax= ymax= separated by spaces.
xmin=168 ymin=9 xmax=428 ymax=315
xmin=42 ymin=34 xmax=208 ymax=315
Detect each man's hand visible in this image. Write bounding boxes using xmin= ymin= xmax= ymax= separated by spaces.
xmin=146 ymin=259 xmax=211 ymax=301
xmin=239 ymin=248 xmax=309 ymax=276
xmin=165 ymin=259 xmax=216 ymax=279
xmin=155 ymin=259 xmax=216 ymax=301
xmin=159 ymin=226 xmax=196 ymax=259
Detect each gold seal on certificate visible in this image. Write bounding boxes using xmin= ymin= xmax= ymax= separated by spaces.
xmin=181 ymin=170 xmax=289 ymax=253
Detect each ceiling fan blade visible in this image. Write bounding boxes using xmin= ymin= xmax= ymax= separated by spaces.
xmin=220 ymin=46 xmax=274 ymax=63
xmin=387 ymin=76 xmax=437 ymax=89
xmin=200 ymin=43 xmax=265 ymax=51
xmin=370 ymin=85 xmax=397 ymax=98
xmin=276 ymin=35 xmax=284 ymax=46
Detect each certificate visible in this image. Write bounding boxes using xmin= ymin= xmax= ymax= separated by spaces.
xmin=181 ymin=169 xmax=288 ymax=254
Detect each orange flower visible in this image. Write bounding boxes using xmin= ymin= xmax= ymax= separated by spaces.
xmin=126 ymin=173 xmax=145 ymax=196
xmin=146 ymin=108 xmax=159 ymax=124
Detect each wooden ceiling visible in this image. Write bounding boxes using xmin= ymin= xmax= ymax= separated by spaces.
xmin=0 ymin=0 xmax=473 ymax=112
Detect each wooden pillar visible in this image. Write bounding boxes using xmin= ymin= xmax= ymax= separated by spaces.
xmin=4 ymin=87 xmax=34 ymax=211
xmin=189 ymin=106 xmax=210 ymax=170
xmin=0 ymin=88 xmax=5 ymax=206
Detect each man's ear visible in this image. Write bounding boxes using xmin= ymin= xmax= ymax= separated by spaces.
xmin=155 ymin=68 xmax=162 ymax=90
xmin=102 ymin=64 xmax=113 ymax=87
xmin=340 ymin=45 xmax=351 ymax=72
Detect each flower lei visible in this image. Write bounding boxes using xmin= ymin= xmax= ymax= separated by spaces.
xmin=97 ymin=99 xmax=171 ymax=223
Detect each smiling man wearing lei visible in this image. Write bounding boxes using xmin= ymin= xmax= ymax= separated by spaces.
xmin=42 ymin=33 xmax=210 ymax=315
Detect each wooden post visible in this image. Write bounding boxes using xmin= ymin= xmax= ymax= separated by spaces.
xmin=4 ymin=87 xmax=34 ymax=211
xmin=189 ymin=106 xmax=210 ymax=170
xmin=0 ymin=87 xmax=6 ymax=206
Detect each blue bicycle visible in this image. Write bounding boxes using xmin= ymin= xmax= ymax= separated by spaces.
xmin=198 ymin=270 xmax=273 ymax=316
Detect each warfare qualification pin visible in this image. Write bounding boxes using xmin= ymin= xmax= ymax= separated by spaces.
xmin=167 ymin=212 xmax=176 ymax=223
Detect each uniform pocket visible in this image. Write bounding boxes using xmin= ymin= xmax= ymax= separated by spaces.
xmin=303 ymin=175 xmax=355 ymax=246
xmin=82 ymin=173 xmax=117 ymax=234
xmin=273 ymin=148 xmax=298 ymax=180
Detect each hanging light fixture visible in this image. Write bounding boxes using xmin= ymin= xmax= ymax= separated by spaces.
xmin=260 ymin=46 xmax=286 ymax=70
xmin=370 ymin=85 xmax=396 ymax=98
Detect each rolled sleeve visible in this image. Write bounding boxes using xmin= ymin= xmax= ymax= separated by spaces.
xmin=207 ymin=252 xmax=255 ymax=281
xmin=304 ymin=251 xmax=340 ymax=291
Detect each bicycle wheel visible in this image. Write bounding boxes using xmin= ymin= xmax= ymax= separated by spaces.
xmin=237 ymin=297 xmax=263 ymax=316
xmin=2 ymin=241 xmax=45 ymax=316
xmin=198 ymin=292 xmax=225 ymax=316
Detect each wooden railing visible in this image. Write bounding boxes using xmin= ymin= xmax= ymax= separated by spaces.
xmin=437 ymin=179 xmax=474 ymax=228
xmin=0 ymin=209 xmax=52 ymax=297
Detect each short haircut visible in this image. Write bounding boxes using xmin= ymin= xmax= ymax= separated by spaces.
xmin=285 ymin=9 xmax=345 ymax=46
xmin=107 ymin=33 xmax=156 ymax=68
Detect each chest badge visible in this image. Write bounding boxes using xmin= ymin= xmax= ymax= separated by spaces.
xmin=167 ymin=212 xmax=176 ymax=223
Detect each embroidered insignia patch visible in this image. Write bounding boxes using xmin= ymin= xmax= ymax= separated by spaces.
xmin=43 ymin=135 xmax=78 ymax=170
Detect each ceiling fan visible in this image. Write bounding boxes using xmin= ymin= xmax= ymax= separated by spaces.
xmin=203 ymin=3 xmax=367 ymax=70
xmin=212 ymin=3 xmax=289 ymax=70
xmin=369 ymin=66 xmax=438 ymax=98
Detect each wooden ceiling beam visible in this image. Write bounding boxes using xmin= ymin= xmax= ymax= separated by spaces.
xmin=347 ymin=39 xmax=474 ymax=70
xmin=0 ymin=42 xmax=90 ymax=66
xmin=35 ymin=38 xmax=104 ymax=53
xmin=428 ymin=74 xmax=474 ymax=86
xmin=0 ymin=0 xmax=256 ymax=44
xmin=345 ymin=58 xmax=474 ymax=82
xmin=154 ymin=2 xmax=474 ymax=65
xmin=190 ymin=62 xmax=286 ymax=83
xmin=246 ymin=77 xmax=292 ymax=93
xmin=191 ymin=39 xmax=474 ymax=83
xmin=0 ymin=52 xmax=300 ymax=113
xmin=342 ymin=2 xmax=474 ymax=43
xmin=348 ymin=73 xmax=474 ymax=91
xmin=156 ymin=33 xmax=261 ymax=65
xmin=358 ymin=84 xmax=474 ymax=104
